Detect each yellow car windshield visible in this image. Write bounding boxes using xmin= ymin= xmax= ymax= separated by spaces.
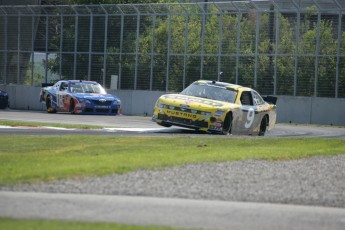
xmin=180 ymin=82 xmax=237 ymax=103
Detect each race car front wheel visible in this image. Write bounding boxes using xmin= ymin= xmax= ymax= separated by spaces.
xmin=46 ymin=96 xmax=56 ymax=113
xmin=222 ymin=113 xmax=233 ymax=135
xmin=157 ymin=121 xmax=172 ymax=127
xmin=69 ymin=99 xmax=75 ymax=114
xmin=258 ymin=115 xmax=268 ymax=136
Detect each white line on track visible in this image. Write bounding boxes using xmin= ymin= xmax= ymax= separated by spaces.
xmin=0 ymin=125 xmax=169 ymax=132
xmin=103 ymin=127 xmax=169 ymax=132
xmin=0 ymin=125 xmax=76 ymax=130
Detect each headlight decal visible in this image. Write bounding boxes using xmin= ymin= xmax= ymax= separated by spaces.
xmin=215 ymin=110 xmax=225 ymax=117
xmin=200 ymin=111 xmax=212 ymax=116
xmin=191 ymin=110 xmax=198 ymax=114
xmin=113 ymin=100 xmax=120 ymax=105
xmin=77 ymin=98 xmax=90 ymax=104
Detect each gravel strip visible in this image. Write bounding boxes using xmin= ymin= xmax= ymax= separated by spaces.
xmin=2 ymin=155 xmax=345 ymax=208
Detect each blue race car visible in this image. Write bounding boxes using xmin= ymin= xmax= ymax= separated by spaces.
xmin=40 ymin=80 xmax=121 ymax=115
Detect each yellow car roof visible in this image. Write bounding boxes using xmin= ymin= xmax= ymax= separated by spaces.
xmin=195 ymin=80 xmax=252 ymax=92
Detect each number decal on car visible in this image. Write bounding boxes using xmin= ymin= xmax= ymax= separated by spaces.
xmin=245 ymin=107 xmax=255 ymax=128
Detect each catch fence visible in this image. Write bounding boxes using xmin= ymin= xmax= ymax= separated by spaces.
xmin=0 ymin=0 xmax=345 ymax=98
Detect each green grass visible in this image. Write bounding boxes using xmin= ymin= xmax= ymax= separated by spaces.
xmin=0 ymin=135 xmax=344 ymax=186
xmin=0 ymin=120 xmax=103 ymax=129
xmin=0 ymin=218 xmax=184 ymax=230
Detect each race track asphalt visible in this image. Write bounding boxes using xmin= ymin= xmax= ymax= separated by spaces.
xmin=1 ymin=191 xmax=345 ymax=230
xmin=1 ymin=109 xmax=345 ymax=138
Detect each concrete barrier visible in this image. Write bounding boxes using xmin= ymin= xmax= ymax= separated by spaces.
xmin=0 ymin=85 xmax=344 ymax=126
xmin=108 ymin=89 xmax=165 ymax=116
xmin=275 ymin=96 xmax=345 ymax=126
xmin=0 ymin=85 xmax=45 ymax=111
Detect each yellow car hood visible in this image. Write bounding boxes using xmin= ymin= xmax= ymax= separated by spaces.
xmin=158 ymin=94 xmax=238 ymax=111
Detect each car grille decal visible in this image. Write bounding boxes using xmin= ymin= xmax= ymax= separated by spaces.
xmin=84 ymin=108 xmax=118 ymax=114
xmin=163 ymin=95 xmax=224 ymax=107
xmin=158 ymin=114 xmax=208 ymax=128
xmin=95 ymin=108 xmax=110 ymax=113
xmin=160 ymin=104 xmax=207 ymax=115
xmin=92 ymin=100 xmax=112 ymax=106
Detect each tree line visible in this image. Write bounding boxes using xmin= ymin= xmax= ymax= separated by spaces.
xmin=32 ymin=2 xmax=345 ymax=97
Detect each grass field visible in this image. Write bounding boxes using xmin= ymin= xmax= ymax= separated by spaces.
xmin=1 ymin=121 xmax=344 ymax=229
xmin=0 ymin=218 xmax=183 ymax=230
xmin=1 ymin=135 xmax=344 ymax=186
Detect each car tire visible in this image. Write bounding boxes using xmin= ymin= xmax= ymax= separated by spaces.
xmin=69 ymin=99 xmax=75 ymax=114
xmin=258 ymin=115 xmax=268 ymax=136
xmin=46 ymin=96 xmax=56 ymax=113
xmin=157 ymin=121 xmax=172 ymax=127
xmin=222 ymin=112 xmax=232 ymax=135
xmin=0 ymin=101 xmax=8 ymax=109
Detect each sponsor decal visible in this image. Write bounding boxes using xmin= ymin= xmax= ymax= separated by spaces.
xmin=210 ymin=125 xmax=222 ymax=131
xmin=215 ymin=121 xmax=222 ymax=126
xmin=184 ymin=100 xmax=191 ymax=105
xmin=160 ymin=103 xmax=209 ymax=116
xmin=244 ymin=107 xmax=255 ymax=128
xmin=164 ymin=95 xmax=224 ymax=107
xmin=95 ymin=106 xmax=110 ymax=109
xmin=215 ymin=110 xmax=224 ymax=117
xmin=166 ymin=110 xmax=197 ymax=119
xmin=180 ymin=104 xmax=190 ymax=108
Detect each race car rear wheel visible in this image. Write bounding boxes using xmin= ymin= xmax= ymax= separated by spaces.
xmin=46 ymin=96 xmax=56 ymax=113
xmin=69 ymin=99 xmax=75 ymax=114
xmin=222 ymin=113 xmax=233 ymax=135
xmin=258 ymin=115 xmax=268 ymax=136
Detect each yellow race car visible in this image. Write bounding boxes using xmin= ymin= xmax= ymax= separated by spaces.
xmin=152 ymin=80 xmax=277 ymax=136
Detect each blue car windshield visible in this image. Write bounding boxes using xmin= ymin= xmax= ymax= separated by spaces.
xmin=180 ymin=83 xmax=237 ymax=103
xmin=70 ymin=82 xmax=107 ymax=94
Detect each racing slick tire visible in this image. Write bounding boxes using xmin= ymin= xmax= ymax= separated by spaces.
xmin=69 ymin=99 xmax=75 ymax=114
xmin=222 ymin=112 xmax=233 ymax=135
xmin=258 ymin=115 xmax=268 ymax=136
xmin=46 ymin=96 xmax=56 ymax=113
xmin=157 ymin=121 xmax=172 ymax=128
xmin=0 ymin=100 xmax=8 ymax=109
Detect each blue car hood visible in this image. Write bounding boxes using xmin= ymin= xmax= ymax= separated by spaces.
xmin=72 ymin=93 xmax=119 ymax=101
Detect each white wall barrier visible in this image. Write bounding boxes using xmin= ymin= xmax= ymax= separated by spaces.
xmin=276 ymin=96 xmax=345 ymax=126
xmin=1 ymin=85 xmax=344 ymax=126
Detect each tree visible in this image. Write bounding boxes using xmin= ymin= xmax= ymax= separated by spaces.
xmin=45 ymin=2 xmax=342 ymax=97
